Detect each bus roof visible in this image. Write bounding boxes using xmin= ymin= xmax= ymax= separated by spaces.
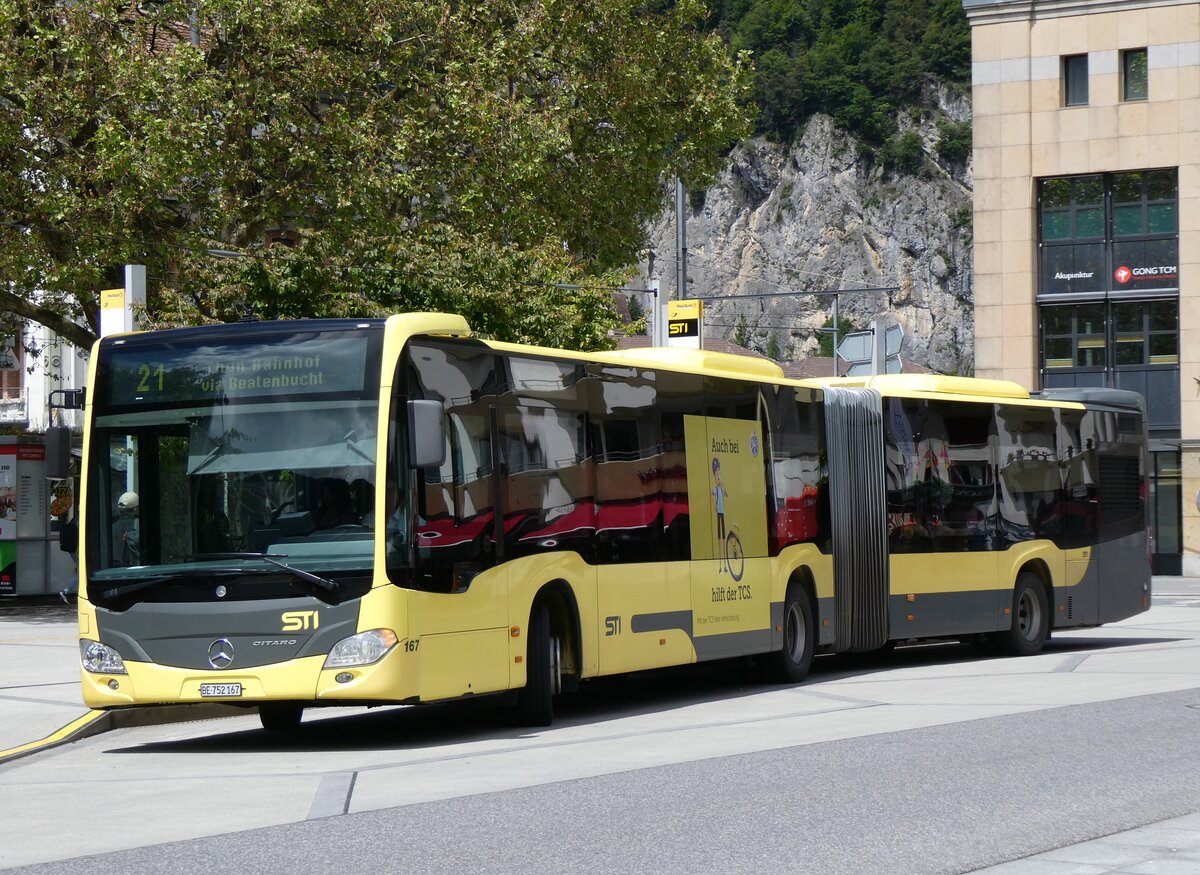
xmin=814 ymin=374 xmax=1032 ymax=400
xmin=598 ymin=346 xmax=786 ymax=380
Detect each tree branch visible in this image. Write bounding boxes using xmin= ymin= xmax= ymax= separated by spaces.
xmin=0 ymin=287 xmax=96 ymax=350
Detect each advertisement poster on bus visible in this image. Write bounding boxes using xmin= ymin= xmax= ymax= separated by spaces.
xmin=684 ymin=415 xmax=768 ymax=638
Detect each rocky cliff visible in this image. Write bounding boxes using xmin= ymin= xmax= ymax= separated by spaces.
xmin=635 ymin=97 xmax=974 ymax=375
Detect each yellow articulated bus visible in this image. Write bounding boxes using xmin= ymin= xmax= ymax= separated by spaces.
xmin=55 ymin=313 xmax=1150 ymax=730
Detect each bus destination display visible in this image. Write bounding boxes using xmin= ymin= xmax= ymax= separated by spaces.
xmin=103 ymin=332 xmax=373 ymax=406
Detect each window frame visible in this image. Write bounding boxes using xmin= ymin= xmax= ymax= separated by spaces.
xmin=1121 ymin=48 xmax=1148 ymax=102
xmin=1063 ymin=53 xmax=1089 ymax=106
xmin=1037 ymin=170 xmax=1179 ymax=297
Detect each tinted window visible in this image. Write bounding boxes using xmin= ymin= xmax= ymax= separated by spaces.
xmin=400 ymin=339 xmax=502 ymax=591
xmin=591 ymin=363 xmax=662 ymax=563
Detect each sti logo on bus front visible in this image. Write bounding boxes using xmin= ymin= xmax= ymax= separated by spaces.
xmin=281 ymin=610 xmax=319 ymax=632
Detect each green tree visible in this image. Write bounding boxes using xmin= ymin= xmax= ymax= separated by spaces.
xmin=816 ymin=314 xmax=857 ymax=357
xmin=710 ymin=0 xmax=970 ymax=149
xmin=936 ymin=119 xmax=971 ymax=167
xmin=0 ymin=0 xmax=750 ymax=350
xmin=733 ymin=313 xmax=752 ymax=348
xmin=884 ymin=129 xmax=924 ymax=173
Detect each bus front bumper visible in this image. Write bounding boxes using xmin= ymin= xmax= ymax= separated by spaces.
xmin=79 ymin=643 xmax=418 ymax=709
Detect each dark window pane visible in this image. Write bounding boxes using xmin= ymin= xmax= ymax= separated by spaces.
xmin=1045 ymin=337 xmax=1073 ymax=367
xmin=1042 ymin=178 xmax=1072 ymax=208
xmin=1074 ymin=175 xmax=1103 ymax=204
xmin=1146 ymin=237 xmax=1179 ymax=269
xmin=1123 ymin=49 xmax=1148 ymax=100
xmin=1114 ymin=338 xmax=1144 ymax=365
xmin=1075 ymin=206 xmax=1104 ymax=237
xmin=1077 ymin=343 xmax=1106 ymax=368
xmin=1112 ymin=172 xmax=1143 ymax=203
xmin=1147 ymin=203 xmax=1177 ymax=234
xmin=1113 ymin=204 xmax=1144 ymax=236
xmin=1077 ymin=304 xmax=1106 ymax=334
xmin=1043 ymin=306 xmax=1074 ymax=335
xmin=1150 ymin=301 xmax=1178 ymax=331
xmin=1041 ymin=244 xmax=1105 ymax=293
xmin=1113 ymin=239 xmax=1179 ymax=291
xmin=1149 ymin=333 xmax=1178 ymax=364
xmin=1064 ymin=54 xmax=1089 ymax=105
xmin=1042 ymin=210 xmax=1072 ymax=240
xmin=1113 ymin=302 xmax=1143 ymax=332
xmin=1147 ymin=170 xmax=1177 ymax=200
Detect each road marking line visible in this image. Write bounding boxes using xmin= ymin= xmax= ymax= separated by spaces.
xmin=0 ymin=710 xmax=107 ymax=764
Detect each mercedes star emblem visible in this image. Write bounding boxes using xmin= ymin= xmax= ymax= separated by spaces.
xmin=207 ymin=638 xmax=234 ymax=669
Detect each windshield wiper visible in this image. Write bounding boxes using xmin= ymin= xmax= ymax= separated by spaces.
xmin=100 ymin=572 xmax=214 ymax=601
xmin=185 ymin=552 xmax=340 ymax=593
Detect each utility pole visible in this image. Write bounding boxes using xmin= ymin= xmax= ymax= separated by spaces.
xmin=675 ymin=178 xmax=687 ymax=300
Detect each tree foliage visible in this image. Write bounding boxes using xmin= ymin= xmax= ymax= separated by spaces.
xmin=0 ymin=0 xmax=750 ymax=349
xmin=816 ymin=314 xmax=858 ymax=357
xmin=709 ymin=0 xmax=970 ymax=145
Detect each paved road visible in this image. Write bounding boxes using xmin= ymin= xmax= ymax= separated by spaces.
xmin=2 ymin=582 xmax=1199 ymax=873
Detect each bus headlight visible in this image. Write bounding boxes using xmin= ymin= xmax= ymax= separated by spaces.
xmin=323 ymin=629 xmax=398 ymax=668
xmin=81 ymin=640 xmax=127 ymax=675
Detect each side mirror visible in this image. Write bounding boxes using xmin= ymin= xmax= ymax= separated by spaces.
xmin=45 ymin=426 xmax=73 ymax=479
xmin=407 ymin=400 xmax=446 ymax=469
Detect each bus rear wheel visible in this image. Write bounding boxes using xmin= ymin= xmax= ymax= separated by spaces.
xmin=515 ymin=602 xmax=559 ymax=727
xmin=761 ymin=587 xmax=815 ymax=683
xmin=259 ymin=703 xmax=303 ymax=731
xmin=996 ymin=572 xmax=1050 ymax=657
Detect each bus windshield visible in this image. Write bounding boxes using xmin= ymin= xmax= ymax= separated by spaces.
xmin=85 ymin=325 xmax=388 ymax=597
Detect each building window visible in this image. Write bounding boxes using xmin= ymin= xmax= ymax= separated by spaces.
xmin=0 ymin=341 xmax=22 ymax=401
xmin=1039 ymin=170 xmax=1178 ymax=297
xmin=1122 ymin=48 xmax=1148 ymax=101
xmin=1042 ymin=301 xmax=1178 ymax=370
xmin=1040 ymin=175 xmax=1105 ymax=294
xmin=1113 ymin=300 xmax=1179 ymax=366
xmin=1041 ymin=300 xmax=1179 ymax=434
xmin=1063 ymin=54 xmax=1089 ymax=106
xmin=1042 ymin=303 xmax=1107 ymax=370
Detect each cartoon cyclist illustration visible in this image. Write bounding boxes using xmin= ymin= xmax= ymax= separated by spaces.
xmin=712 ymin=458 xmax=745 ymax=580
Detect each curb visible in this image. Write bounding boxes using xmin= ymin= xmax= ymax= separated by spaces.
xmin=0 ymin=703 xmax=246 ymax=766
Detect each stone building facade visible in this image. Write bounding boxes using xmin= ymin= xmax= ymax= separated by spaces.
xmin=963 ymin=0 xmax=1198 ymax=573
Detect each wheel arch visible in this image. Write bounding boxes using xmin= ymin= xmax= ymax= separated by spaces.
xmin=1017 ymin=557 xmax=1054 ymax=608
xmin=529 ymin=578 xmax=582 ymax=691
xmin=779 ymin=565 xmax=820 ymax=650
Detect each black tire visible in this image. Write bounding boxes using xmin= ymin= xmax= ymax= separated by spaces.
xmin=995 ymin=571 xmax=1050 ymax=656
xmin=259 ymin=703 xmax=303 ymax=731
xmin=762 ymin=586 xmax=815 ymax=683
xmin=515 ymin=603 xmax=556 ymax=727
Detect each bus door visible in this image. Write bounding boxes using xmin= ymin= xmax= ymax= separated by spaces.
xmin=403 ymin=339 xmax=511 ymax=701
xmin=591 ymin=368 xmax=677 ymax=674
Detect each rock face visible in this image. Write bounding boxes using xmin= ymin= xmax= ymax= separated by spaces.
xmin=635 ymin=107 xmax=974 ymax=375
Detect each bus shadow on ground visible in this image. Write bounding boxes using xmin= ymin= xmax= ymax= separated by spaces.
xmin=106 ymin=633 xmax=1183 ymax=757
xmin=814 ymin=634 xmax=1182 ymax=681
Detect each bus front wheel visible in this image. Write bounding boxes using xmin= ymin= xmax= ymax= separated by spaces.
xmin=515 ymin=602 xmax=558 ymax=727
xmin=996 ymin=572 xmax=1050 ymax=657
xmin=761 ymin=586 xmax=815 ymax=684
xmin=259 ymin=703 xmax=303 ymax=732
